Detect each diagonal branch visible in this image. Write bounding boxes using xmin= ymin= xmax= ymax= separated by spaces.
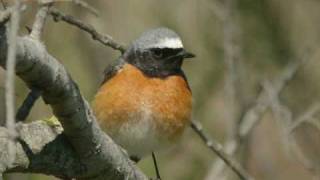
xmin=69 ymin=0 xmax=99 ymax=17
xmin=289 ymin=103 xmax=320 ymax=132
xmin=49 ymin=8 xmax=126 ymax=53
xmin=206 ymin=57 xmax=308 ymax=180
xmin=0 ymin=21 xmax=146 ymax=180
xmin=191 ymin=120 xmax=253 ymax=180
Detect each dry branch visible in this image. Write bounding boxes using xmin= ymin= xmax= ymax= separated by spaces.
xmin=69 ymin=0 xmax=99 ymax=16
xmin=4 ymin=0 xmax=21 ymax=170
xmin=49 ymin=8 xmax=126 ymax=53
xmin=27 ymin=6 xmax=251 ymax=180
xmin=1 ymin=2 xmax=254 ymax=180
xmin=191 ymin=121 xmax=253 ymax=180
xmin=206 ymin=57 xmax=307 ymax=180
xmin=289 ymin=103 xmax=320 ymax=132
xmin=29 ymin=2 xmax=52 ymax=40
xmin=0 ymin=13 xmax=146 ymax=179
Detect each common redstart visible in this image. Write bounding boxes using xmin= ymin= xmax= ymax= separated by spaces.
xmin=92 ymin=27 xmax=194 ymax=162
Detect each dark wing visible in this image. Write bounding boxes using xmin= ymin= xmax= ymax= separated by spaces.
xmin=100 ymin=58 xmax=125 ymax=86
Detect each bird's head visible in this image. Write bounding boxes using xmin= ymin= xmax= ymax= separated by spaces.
xmin=124 ymin=27 xmax=195 ymax=77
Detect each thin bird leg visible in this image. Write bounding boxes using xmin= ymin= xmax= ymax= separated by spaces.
xmin=152 ymin=152 xmax=161 ymax=180
xmin=16 ymin=89 xmax=41 ymax=122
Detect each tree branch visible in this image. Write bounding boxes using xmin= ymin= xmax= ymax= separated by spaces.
xmin=69 ymin=0 xmax=99 ymax=17
xmin=4 ymin=0 xmax=21 ymax=172
xmin=0 ymin=120 xmax=84 ymax=178
xmin=49 ymin=8 xmax=126 ymax=53
xmin=0 ymin=18 xmax=146 ymax=180
xmin=29 ymin=1 xmax=52 ymax=40
xmin=191 ymin=120 xmax=253 ymax=180
xmin=205 ymin=57 xmax=307 ymax=180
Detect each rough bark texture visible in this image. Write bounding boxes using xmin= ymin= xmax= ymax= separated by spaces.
xmin=0 ymin=22 xmax=147 ymax=180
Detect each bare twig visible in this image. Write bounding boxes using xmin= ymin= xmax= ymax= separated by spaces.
xmin=289 ymin=103 xmax=320 ymax=132
xmin=69 ymin=0 xmax=99 ymax=17
xmin=49 ymin=8 xmax=126 ymax=53
xmin=191 ymin=120 xmax=253 ymax=180
xmin=206 ymin=57 xmax=307 ymax=180
xmin=30 ymin=1 xmax=53 ymax=40
xmin=239 ymin=53 xmax=310 ymax=137
xmin=238 ymin=61 xmax=298 ymax=137
xmin=206 ymin=0 xmax=247 ymax=179
xmin=4 ymin=0 xmax=21 ymax=169
xmin=263 ymin=78 xmax=320 ymax=175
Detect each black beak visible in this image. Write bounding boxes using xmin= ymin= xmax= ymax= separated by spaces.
xmin=179 ymin=49 xmax=195 ymax=59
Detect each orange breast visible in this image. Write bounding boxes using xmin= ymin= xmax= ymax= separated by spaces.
xmin=92 ymin=63 xmax=192 ymax=141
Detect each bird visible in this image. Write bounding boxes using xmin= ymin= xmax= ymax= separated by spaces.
xmin=92 ymin=27 xmax=195 ymax=162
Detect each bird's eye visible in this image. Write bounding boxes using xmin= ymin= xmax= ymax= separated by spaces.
xmin=152 ymin=49 xmax=163 ymax=58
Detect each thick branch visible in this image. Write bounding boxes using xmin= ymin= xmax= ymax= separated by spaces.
xmin=0 ymin=24 xmax=146 ymax=179
xmin=0 ymin=121 xmax=84 ymax=179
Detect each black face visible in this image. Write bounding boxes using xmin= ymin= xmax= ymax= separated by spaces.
xmin=125 ymin=47 xmax=195 ymax=78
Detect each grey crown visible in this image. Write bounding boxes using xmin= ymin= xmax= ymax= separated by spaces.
xmin=129 ymin=27 xmax=182 ymax=51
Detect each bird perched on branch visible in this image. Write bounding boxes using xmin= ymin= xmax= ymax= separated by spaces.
xmin=92 ymin=27 xmax=194 ymax=162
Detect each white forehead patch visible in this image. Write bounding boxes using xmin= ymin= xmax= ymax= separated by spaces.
xmin=152 ymin=38 xmax=183 ymax=49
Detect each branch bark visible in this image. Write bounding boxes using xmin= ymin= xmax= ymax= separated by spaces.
xmin=0 ymin=121 xmax=83 ymax=178
xmin=205 ymin=55 xmax=309 ymax=180
xmin=4 ymin=0 xmax=21 ymax=172
xmin=0 ymin=18 xmax=147 ymax=180
xmin=49 ymin=8 xmax=126 ymax=53
xmin=191 ymin=121 xmax=253 ymax=180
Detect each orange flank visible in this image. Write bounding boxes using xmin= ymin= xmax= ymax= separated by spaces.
xmin=92 ymin=63 xmax=192 ymax=142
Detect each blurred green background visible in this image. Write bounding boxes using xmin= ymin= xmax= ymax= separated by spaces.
xmin=1 ymin=0 xmax=320 ymax=179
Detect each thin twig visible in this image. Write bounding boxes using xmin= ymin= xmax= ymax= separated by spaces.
xmin=49 ymin=8 xmax=126 ymax=53
xmin=69 ymin=0 xmax=99 ymax=17
xmin=289 ymin=103 xmax=320 ymax=132
xmin=206 ymin=57 xmax=308 ymax=180
xmin=191 ymin=120 xmax=253 ymax=180
xmin=5 ymin=0 xmax=21 ymax=167
xmin=263 ymin=79 xmax=320 ymax=174
xmin=206 ymin=0 xmax=246 ymax=179
xmin=30 ymin=1 xmax=53 ymax=40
